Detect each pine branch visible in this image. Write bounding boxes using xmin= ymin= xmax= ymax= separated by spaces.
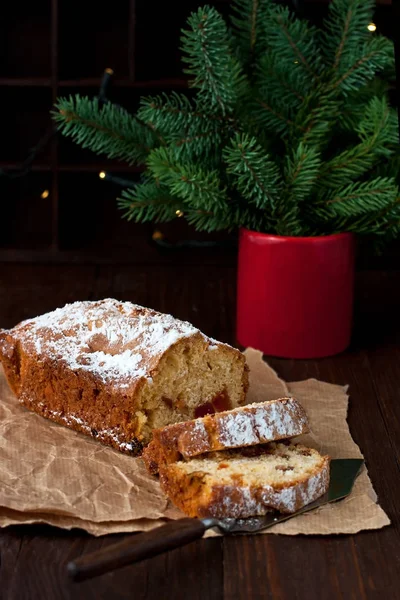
xmin=291 ymin=88 xmax=338 ymax=147
xmin=138 ymin=93 xmax=202 ymax=135
xmin=272 ymin=143 xmax=321 ymax=235
xmin=337 ymin=77 xmax=392 ymax=132
xmin=325 ymin=177 xmax=398 ymax=217
xmin=328 ymin=195 xmax=400 ymax=244
xmin=321 ymin=0 xmax=374 ymax=71
xmin=138 ymin=93 xmax=223 ymax=161
xmin=250 ymin=96 xmax=305 ymax=137
xmin=185 ymin=207 xmax=233 ymax=232
xmin=332 ymin=37 xmax=394 ymax=94
xmin=318 ymin=97 xmax=398 ymax=187
xmin=262 ymin=5 xmax=322 ymax=78
xmin=223 ymin=133 xmax=281 ymax=211
xmin=146 ymin=147 xmax=228 ymax=210
xmin=283 ymin=143 xmax=321 ymax=203
xmin=181 ymin=6 xmax=245 ymax=114
xmin=230 ymin=0 xmax=272 ymax=66
xmin=118 ymin=179 xmax=182 ymax=223
xmin=357 ymin=96 xmax=398 ymax=148
xmin=53 ymin=97 xmax=157 ymax=165
xmin=249 ymin=52 xmax=313 ymax=139
xmin=256 ymin=54 xmax=310 ymax=105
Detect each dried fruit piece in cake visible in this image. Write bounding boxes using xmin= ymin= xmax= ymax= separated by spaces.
xmin=0 ymin=299 xmax=248 ymax=454
xmin=142 ymin=398 xmax=309 ymax=474
xmin=158 ymin=443 xmax=330 ymax=518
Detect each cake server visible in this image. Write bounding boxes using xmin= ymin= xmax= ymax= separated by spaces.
xmin=67 ymin=458 xmax=363 ymax=582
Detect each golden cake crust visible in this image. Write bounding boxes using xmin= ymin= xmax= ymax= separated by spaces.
xmin=0 ymin=299 xmax=248 ymax=454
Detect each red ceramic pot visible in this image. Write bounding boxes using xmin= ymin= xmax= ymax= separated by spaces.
xmin=236 ymin=228 xmax=355 ymax=359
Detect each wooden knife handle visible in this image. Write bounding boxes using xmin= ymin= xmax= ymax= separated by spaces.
xmin=67 ymin=518 xmax=207 ymax=582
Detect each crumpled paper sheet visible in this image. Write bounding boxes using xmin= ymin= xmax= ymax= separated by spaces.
xmin=0 ymin=349 xmax=389 ymax=536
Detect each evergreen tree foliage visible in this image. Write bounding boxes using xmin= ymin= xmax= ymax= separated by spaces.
xmin=54 ymin=0 xmax=399 ymax=241
xmin=53 ymin=97 xmax=157 ymax=164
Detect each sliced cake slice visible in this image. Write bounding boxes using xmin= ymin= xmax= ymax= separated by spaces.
xmin=142 ymin=398 xmax=309 ymax=474
xmin=158 ymin=442 xmax=330 ymax=518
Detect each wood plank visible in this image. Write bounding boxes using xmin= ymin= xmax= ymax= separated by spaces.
xmin=0 ymin=265 xmax=97 ymax=327
xmin=0 ymin=78 xmax=52 ymax=86
xmin=109 ymin=264 xmax=238 ymax=344
xmin=0 ymin=527 xmax=223 ymax=600
xmin=0 ymin=249 xmax=237 ymax=267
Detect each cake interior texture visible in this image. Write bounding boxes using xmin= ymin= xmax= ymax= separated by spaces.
xmin=159 ymin=442 xmax=330 ymax=517
xmin=0 ymin=299 xmax=248 ymax=453
xmin=175 ymin=443 xmax=324 ymax=485
xmin=142 ymin=397 xmax=310 ymax=475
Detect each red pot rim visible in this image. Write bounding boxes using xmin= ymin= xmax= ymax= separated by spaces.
xmin=240 ymin=228 xmax=354 ymax=243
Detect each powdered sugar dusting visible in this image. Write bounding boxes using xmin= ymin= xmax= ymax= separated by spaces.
xmin=215 ymin=398 xmax=308 ymax=450
xmin=218 ymin=412 xmax=259 ymax=446
xmin=253 ymin=399 xmax=307 ymax=440
xmin=219 ymin=487 xmax=265 ymax=518
xmin=11 ymin=299 xmax=213 ymax=385
xmin=179 ymin=420 xmax=210 ymax=457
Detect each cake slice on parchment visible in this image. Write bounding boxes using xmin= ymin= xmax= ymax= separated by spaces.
xmin=0 ymin=299 xmax=248 ymax=454
xmin=158 ymin=442 xmax=330 ymax=518
xmin=142 ymin=397 xmax=309 ymax=474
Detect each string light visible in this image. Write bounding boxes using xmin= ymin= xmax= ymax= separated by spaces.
xmin=152 ymin=230 xmax=164 ymax=241
xmin=294 ymin=60 xmax=299 ymax=64
xmin=367 ymin=23 xmax=376 ymax=32
xmin=99 ymin=171 xmax=106 ymax=179
xmin=104 ymin=68 xmax=114 ymax=75
xmin=175 ymin=210 xmax=184 ymax=217
xmin=41 ymin=189 xmax=49 ymax=199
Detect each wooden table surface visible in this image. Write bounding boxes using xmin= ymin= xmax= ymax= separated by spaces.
xmin=0 ymin=263 xmax=399 ymax=600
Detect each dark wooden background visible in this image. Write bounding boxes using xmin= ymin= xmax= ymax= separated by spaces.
xmin=0 ymin=0 xmax=396 ymax=266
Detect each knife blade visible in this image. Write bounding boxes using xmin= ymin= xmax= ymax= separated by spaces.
xmin=67 ymin=458 xmax=363 ymax=581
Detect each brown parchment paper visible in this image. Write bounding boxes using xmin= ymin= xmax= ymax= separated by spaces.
xmin=0 ymin=349 xmax=390 ymax=536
